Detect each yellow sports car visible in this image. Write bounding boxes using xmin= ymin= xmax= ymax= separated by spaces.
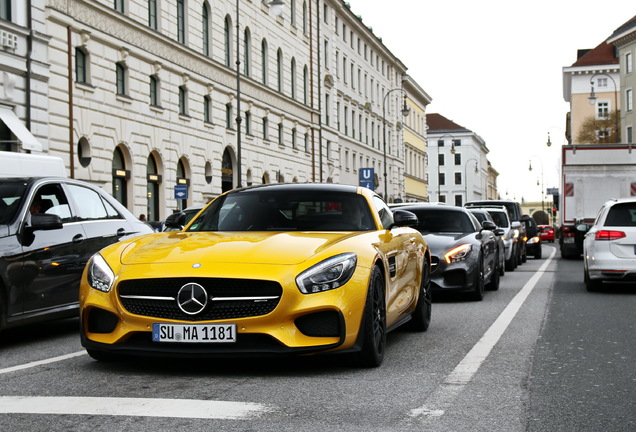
xmin=80 ymin=184 xmax=431 ymax=367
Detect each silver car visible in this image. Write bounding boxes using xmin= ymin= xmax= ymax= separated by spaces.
xmin=583 ymin=198 xmax=636 ymax=291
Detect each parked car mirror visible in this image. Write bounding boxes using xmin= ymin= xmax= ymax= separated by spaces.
xmin=511 ymin=221 xmax=522 ymax=229
xmin=30 ymin=213 xmax=63 ymax=231
xmin=576 ymin=223 xmax=589 ymax=232
xmin=481 ymin=220 xmax=497 ymax=231
xmin=390 ymin=210 xmax=418 ymax=228
xmin=164 ymin=211 xmax=186 ymax=230
xmin=493 ymin=228 xmax=505 ymax=236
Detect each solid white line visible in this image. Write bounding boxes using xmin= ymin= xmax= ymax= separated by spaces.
xmin=0 ymin=351 xmax=87 ymax=375
xmin=410 ymin=247 xmax=556 ymax=419
xmin=0 ymin=396 xmax=273 ymax=419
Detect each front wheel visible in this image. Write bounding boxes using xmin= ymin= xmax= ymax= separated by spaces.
xmin=355 ymin=266 xmax=387 ymax=367
xmin=470 ymin=255 xmax=485 ymax=301
xmin=407 ymin=260 xmax=432 ymax=332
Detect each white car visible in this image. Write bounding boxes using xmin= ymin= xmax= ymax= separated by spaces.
xmin=583 ymin=198 xmax=636 ymax=291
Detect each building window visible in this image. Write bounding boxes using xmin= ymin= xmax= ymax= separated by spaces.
xmin=302 ymin=1 xmax=308 ymax=34
xmin=148 ymin=0 xmax=158 ymax=29
xmin=277 ymin=49 xmax=283 ymax=92
xmin=627 ymin=126 xmax=633 ymax=144
xmin=303 ymin=66 xmax=308 ymax=105
xmin=290 ymin=0 xmax=296 ymax=26
xmin=454 ymin=153 xmax=461 ymax=165
xmin=455 ymin=195 xmax=463 ymax=206
xmin=291 ymin=128 xmax=297 ymax=149
xmin=179 ymin=86 xmax=188 ymax=115
xmin=627 ymin=89 xmax=633 ymax=112
xmin=325 ymin=94 xmax=330 ymax=125
xmin=455 ymin=172 xmax=462 ymax=185
xmin=439 ymin=194 xmax=446 ymax=204
xmin=204 ymin=95 xmax=212 ymax=123
xmin=75 ymin=48 xmax=88 ymax=84
xmin=305 ymin=133 xmax=310 ymax=153
xmin=438 ymin=153 xmax=445 ymax=166
xmin=263 ymin=117 xmax=269 ymax=140
xmin=278 ymin=123 xmax=284 ymax=146
xmin=202 ymin=2 xmax=211 ymax=56
xmin=597 ymin=101 xmax=609 ymax=119
xmin=439 ymin=173 xmax=445 ymax=185
xmin=176 ymin=0 xmax=185 ymax=44
xmin=224 ymin=16 xmax=232 ymax=67
xmin=245 ymin=111 xmax=252 ymax=135
xmin=261 ymin=39 xmax=268 ymax=85
xmin=290 ymin=58 xmax=296 ymax=99
xmin=243 ymin=28 xmax=251 ymax=77
xmin=114 ymin=0 xmax=124 ymax=13
xmin=226 ymin=103 xmax=233 ymax=129
xmin=115 ymin=62 xmax=127 ymax=95
xmin=149 ymin=75 xmax=159 ymax=106
xmin=626 ymin=52 xmax=632 ymax=74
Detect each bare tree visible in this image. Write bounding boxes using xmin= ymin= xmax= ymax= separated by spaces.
xmin=576 ymin=111 xmax=618 ymax=143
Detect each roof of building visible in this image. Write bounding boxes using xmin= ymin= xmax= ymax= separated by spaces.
xmin=425 ymin=113 xmax=471 ymax=133
xmin=608 ymin=14 xmax=636 ymax=43
xmin=570 ymin=40 xmax=618 ymax=67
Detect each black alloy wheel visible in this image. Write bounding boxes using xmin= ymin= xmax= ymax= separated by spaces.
xmin=407 ymin=259 xmax=432 ymax=332
xmin=486 ymin=262 xmax=500 ymax=291
xmin=470 ymin=255 xmax=485 ymax=301
xmin=356 ymin=266 xmax=387 ymax=367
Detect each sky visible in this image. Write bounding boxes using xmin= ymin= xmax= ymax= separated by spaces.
xmin=346 ymin=0 xmax=633 ymax=203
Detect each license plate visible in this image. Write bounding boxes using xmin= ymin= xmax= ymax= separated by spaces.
xmin=564 ymin=237 xmax=575 ymax=243
xmin=152 ymin=323 xmax=236 ymax=343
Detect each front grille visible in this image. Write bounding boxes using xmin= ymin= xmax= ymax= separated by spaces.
xmin=118 ymin=277 xmax=282 ymax=321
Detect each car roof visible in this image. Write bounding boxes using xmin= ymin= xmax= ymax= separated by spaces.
xmin=392 ymin=203 xmax=469 ymax=213
xmin=232 ymin=183 xmax=361 ymax=194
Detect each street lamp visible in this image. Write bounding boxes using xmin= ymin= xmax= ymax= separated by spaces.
xmin=434 ymin=134 xmax=456 ymax=202
xmin=235 ymin=1 xmax=284 ymax=188
xmin=588 ymin=72 xmax=619 ymax=143
xmin=382 ymin=87 xmax=410 ymax=201
xmin=464 ymin=158 xmax=478 ymax=203
xmin=528 ymin=157 xmax=545 ymax=216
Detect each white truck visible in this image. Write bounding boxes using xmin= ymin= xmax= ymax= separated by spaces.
xmin=560 ymin=144 xmax=636 ymax=258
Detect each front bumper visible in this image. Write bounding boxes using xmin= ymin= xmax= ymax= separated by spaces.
xmin=430 ymin=255 xmax=479 ymax=293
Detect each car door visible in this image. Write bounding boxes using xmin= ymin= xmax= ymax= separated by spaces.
xmin=20 ymin=181 xmax=88 ymax=315
xmin=63 ymin=182 xmax=136 ymax=256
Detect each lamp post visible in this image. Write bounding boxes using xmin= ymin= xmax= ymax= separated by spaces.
xmin=382 ymin=87 xmax=410 ymax=201
xmin=528 ymin=156 xmax=545 ymax=216
xmin=434 ymin=134 xmax=456 ymax=202
xmin=464 ymin=158 xmax=478 ymax=203
xmin=588 ymin=72 xmax=619 ymax=143
xmin=235 ymin=1 xmax=284 ymax=188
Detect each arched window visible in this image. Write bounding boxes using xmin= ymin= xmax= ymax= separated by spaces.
xmin=146 ymin=154 xmax=161 ymax=221
xmin=176 ymin=158 xmax=189 ymax=210
xmin=261 ymin=39 xmax=268 ymax=85
xmin=277 ymin=49 xmax=283 ymax=93
xmin=243 ymin=27 xmax=251 ymax=77
xmin=302 ymin=1 xmax=308 ymax=34
xmin=290 ymin=57 xmax=296 ymax=99
xmin=224 ymin=15 xmax=232 ymax=67
xmin=202 ymin=2 xmax=211 ymax=56
xmin=112 ymin=147 xmax=129 ymax=208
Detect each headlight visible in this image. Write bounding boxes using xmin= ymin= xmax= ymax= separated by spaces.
xmin=444 ymin=244 xmax=472 ymax=264
xmin=296 ymin=253 xmax=357 ymax=294
xmin=527 ymin=236 xmax=540 ymax=245
xmin=87 ymin=254 xmax=115 ymax=292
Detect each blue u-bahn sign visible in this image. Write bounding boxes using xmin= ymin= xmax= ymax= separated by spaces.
xmin=359 ymin=168 xmax=375 ymax=190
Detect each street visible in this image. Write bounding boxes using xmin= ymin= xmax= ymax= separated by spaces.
xmin=1 ymin=245 xmax=635 ymax=432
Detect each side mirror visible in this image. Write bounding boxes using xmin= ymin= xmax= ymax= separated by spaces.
xmin=164 ymin=211 xmax=186 ymax=230
xmin=481 ymin=220 xmax=497 ymax=231
xmin=511 ymin=221 xmax=522 ymax=229
xmin=493 ymin=228 xmax=505 ymax=236
xmin=390 ymin=210 xmax=418 ymax=229
xmin=576 ymin=223 xmax=589 ymax=232
xmin=30 ymin=213 xmax=63 ymax=231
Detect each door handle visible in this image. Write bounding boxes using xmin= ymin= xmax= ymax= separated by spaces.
xmin=117 ymin=228 xmax=126 ymax=237
xmin=72 ymin=234 xmax=85 ymax=244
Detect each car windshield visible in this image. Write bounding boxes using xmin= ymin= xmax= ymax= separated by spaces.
xmin=0 ymin=181 xmax=28 ymax=224
xmin=487 ymin=211 xmax=509 ymax=228
xmin=604 ymin=202 xmax=636 ymax=227
xmin=408 ymin=209 xmax=475 ymax=233
xmin=186 ymin=190 xmax=375 ymax=232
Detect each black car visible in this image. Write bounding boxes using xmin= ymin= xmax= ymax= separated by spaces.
xmin=469 ymin=208 xmax=506 ymax=277
xmin=392 ymin=204 xmax=500 ymax=301
xmin=521 ymin=215 xmax=542 ymax=259
xmin=0 ymin=177 xmax=153 ymax=331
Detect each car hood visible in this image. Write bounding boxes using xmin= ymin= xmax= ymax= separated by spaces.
xmin=421 ymin=232 xmax=473 ymax=254
xmin=119 ymin=231 xmax=361 ymax=266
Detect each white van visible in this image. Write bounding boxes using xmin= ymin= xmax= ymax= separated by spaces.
xmin=0 ymin=152 xmax=67 ymax=177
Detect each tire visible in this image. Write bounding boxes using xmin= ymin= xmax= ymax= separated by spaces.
xmin=407 ymin=260 xmax=432 ymax=332
xmin=355 ymin=266 xmax=387 ymax=367
xmin=486 ymin=263 xmax=500 ymax=291
xmin=499 ymin=251 xmax=505 ymax=277
xmin=505 ymin=245 xmax=516 ymax=271
xmin=521 ymin=245 xmax=527 ymax=263
xmin=535 ymin=247 xmax=542 ymax=259
xmin=584 ymin=269 xmax=602 ymax=292
xmin=470 ymin=255 xmax=485 ymax=301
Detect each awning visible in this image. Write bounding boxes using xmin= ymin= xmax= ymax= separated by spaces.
xmin=0 ymin=107 xmax=43 ymax=151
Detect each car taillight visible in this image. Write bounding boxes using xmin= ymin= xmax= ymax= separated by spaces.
xmin=595 ymin=230 xmax=626 ymax=241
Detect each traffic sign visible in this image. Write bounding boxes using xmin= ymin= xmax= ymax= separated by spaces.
xmin=174 ymin=184 xmax=188 ymax=200
xmin=360 ymin=167 xmax=375 ymax=190
xmin=546 ymin=187 xmax=559 ymax=195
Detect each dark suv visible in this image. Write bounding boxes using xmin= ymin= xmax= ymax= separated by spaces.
xmin=0 ymin=177 xmax=153 ymax=331
xmin=465 ymin=200 xmax=528 ymax=263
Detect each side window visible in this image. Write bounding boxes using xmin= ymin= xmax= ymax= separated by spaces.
xmin=372 ymin=196 xmax=394 ymax=229
xmin=66 ymin=184 xmax=120 ymax=220
xmin=30 ymin=183 xmax=73 ymax=222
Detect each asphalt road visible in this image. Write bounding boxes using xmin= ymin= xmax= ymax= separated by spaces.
xmin=1 ymin=245 xmax=635 ymax=431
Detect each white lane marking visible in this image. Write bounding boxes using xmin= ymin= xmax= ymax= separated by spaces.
xmin=0 ymin=396 xmax=273 ymax=419
xmin=410 ymin=247 xmax=556 ymax=419
xmin=0 ymin=351 xmax=86 ymax=375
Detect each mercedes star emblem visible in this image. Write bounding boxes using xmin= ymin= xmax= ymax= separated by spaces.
xmin=177 ymin=282 xmax=208 ymax=315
